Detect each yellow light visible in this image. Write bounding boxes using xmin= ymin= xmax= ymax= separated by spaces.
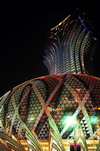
xmin=77 ymin=89 xmax=81 ymax=91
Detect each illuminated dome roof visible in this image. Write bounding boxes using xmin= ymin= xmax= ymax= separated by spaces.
xmin=1 ymin=73 xmax=100 ymax=140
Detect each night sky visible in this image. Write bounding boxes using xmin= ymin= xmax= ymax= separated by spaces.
xmin=0 ymin=1 xmax=100 ymax=96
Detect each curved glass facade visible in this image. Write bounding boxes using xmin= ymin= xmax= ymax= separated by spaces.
xmin=44 ymin=9 xmax=97 ymax=75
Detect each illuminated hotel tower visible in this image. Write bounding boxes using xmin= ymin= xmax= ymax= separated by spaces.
xmin=44 ymin=9 xmax=97 ymax=75
xmin=0 ymin=8 xmax=100 ymax=151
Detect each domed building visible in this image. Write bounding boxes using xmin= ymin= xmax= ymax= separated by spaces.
xmin=0 ymin=8 xmax=100 ymax=151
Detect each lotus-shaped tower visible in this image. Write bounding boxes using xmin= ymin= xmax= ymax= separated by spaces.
xmin=0 ymin=8 xmax=100 ymax=151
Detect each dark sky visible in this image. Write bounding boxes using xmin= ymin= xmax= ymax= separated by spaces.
xmin=0 ymin=1 xmax=100 ymax=96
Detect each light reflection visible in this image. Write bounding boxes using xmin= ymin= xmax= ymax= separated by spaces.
xmin=61 ymin=115 xmax=77 ymax=129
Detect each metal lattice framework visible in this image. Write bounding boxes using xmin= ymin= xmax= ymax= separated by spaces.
xmin=0 ymin=74 xmax=100 ymax=140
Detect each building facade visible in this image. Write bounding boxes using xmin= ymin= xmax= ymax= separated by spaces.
xmin=44 ymin=8 xmax=97 ymax=75
xmin=0 ymin=8 xmax=100 ymax=151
